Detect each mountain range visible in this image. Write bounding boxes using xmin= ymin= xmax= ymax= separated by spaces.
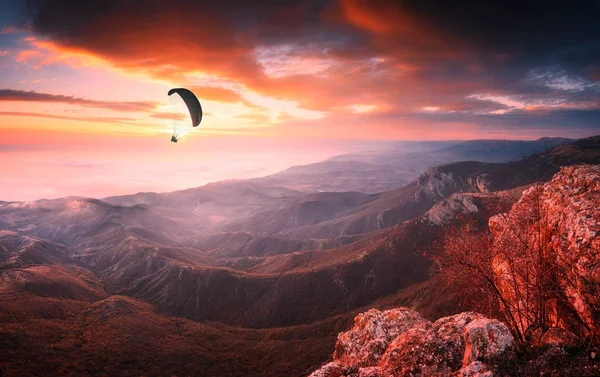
xmin=1 ymin=136 xmax=598 ymax=376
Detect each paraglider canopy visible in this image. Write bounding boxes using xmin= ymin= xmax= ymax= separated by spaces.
xmin=169 ymin=88 xmax=202 ymax=143
xmin=168 ymin=88 xmax=202 ymax=127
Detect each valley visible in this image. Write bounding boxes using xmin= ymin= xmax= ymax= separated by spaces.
xmin=1 ymin=136 xmax=599 ymax=376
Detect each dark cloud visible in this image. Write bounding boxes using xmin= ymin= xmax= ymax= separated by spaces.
xmin=22 ymin=1 xmax=599 ymax=75
xmin=337 ymin=1 xmax=600 ymax=105
xmin=20 ymin=0 xmax=600 ymax=71
xmin=11 ymin=0 xmax=600 ymax=134
xmin=340 ymin=0 xmax=600 ymax=63
xmin=0 ymin=89 xmax=158 ymax=112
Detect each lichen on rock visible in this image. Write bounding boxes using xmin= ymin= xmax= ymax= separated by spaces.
xmin=462 ymin=318 xmax=515 ymax=366
xmin=333 ymin=308 xmax=430 ymax=367
xmin=312 ymin=309 xmax=515 ymax=377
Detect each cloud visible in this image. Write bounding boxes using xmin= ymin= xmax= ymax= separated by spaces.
xmin=0 ymin=143 xmax=42 ymax=152
xmin=190 ymin=86 xmax=246 ymax=103
xmin=149 ymin=112 xmax=186 ymax=121
xmin=1 ymin=25 xmax=21 ymax=34
xmin=188 ymin=85 xmax=264 ymax=109
xmin=277 ymin=111 xmax=294 ymax=122
xmin=233 ymin=113 xmax=272 ymax=125
xmin=21 ymin=1 xmax=361 ymax=111
xmin=25 ymin=0 xmax=264 ymax=82
xmin=0 ymin=111 xmax=136 ymax=124
xmin=0 ymin=89 xmax=158 ymax=112
xmin=9 ymin=0 xmax=598 ymax=134
xmin=339 ymin=1 xmax=600 ymax=61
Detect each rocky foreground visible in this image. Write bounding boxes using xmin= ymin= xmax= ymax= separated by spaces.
xmin=309 ymin=308 xmax=597 ymax=377
xmin=310 ymin=165 xmax=600 ymax=377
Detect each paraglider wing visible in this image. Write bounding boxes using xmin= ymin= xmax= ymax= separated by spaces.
xmin=168 ymin=88 xmax=202 ymax=127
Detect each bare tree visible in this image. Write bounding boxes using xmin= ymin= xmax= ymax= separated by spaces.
xmin=433 ymin=216 xmax=526 ymax=341
xmin=433 ymin=184 xmax=578 ymax=343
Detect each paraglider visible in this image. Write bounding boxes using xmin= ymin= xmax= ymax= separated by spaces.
xmin=167 ymin=88 xmax=202 ymax=143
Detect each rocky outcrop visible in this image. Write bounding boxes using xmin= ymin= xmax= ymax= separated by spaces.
xmin=462 ymin=319 xmax=515 ymax=365
xmin=468 ymin=173 xmax=492 ymax=193
xmin=414 ymin=163 xmax=493 ymax=204
xmin=309 ymin=164 xmax=599 ymax=377
xmin=333 ymin=308 xmax=430 ymax=367
xmin=421 ymin=186 xmax=524 ymax=227
xmin=414 ymin=161 xmax=504 ymax=204
xmin=489 ymin=164 xmax=600 ymax=337
xmin=421 ymin=193 xmax=484 ymax=226
xmin=543 ymin=165 xmax=600 ymax=334
xmin=380 ymin=312 xmax=489 ymax=376
xmin=309 ymin=309 xmax=515 ymax=377
xmin=416 ymin=167 xmax=463 ymax=202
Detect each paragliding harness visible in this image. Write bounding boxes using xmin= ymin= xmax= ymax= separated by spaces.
xmin=171 ymin=135 xmax=178 ymax=143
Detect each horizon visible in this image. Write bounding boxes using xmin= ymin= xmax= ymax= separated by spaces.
xmin=2 ymin=0 xmax=600 ymax=200
xmin=0 ymin=135 xmax=588 ymax=202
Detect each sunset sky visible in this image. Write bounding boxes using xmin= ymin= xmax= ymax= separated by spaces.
xmin=1 ymin=0 xmax=599 ymax=200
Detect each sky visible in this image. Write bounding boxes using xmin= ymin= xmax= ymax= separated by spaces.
xmin=1 ymin=0 xmax=599 ymax=200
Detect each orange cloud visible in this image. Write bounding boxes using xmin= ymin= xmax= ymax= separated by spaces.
xmin=16 ymin=49 xmax=44 ymax=63
xmin=395 ymin=63 xmax=421 ymax=72
xmin=30 ymin=3 xmax=261 ymax=83
xmin=1 ymin=25 xmax=20 ymax=34
xmin=233 ymin=113 xmax=272 ymax=125
xmin=150 ymin=112 xmax=186 ymax=121
xmin=339 ymin=0 xmax=423 ymax=36
xmin=190 ymin=86 xmax=245 ymax=103
xmin=16 ymin=37 xmax=109 ymax=69
xmin=337 ymin=0 xmax=466 ymax=61
xmin=20 ymin=0 xmax=470 ymax=119
xmin=20 ymin=0 xmax=597 ymax=141
xmin=188 ymin=86 xmax=264 ymax=109
xmin=277 ymin=111 xmax=294 ymax=122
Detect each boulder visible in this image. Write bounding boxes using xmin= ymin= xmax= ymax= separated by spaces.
xmin=333 ymin=308 xmax=430 ymax=367
xmin=540 ymin=327 xmax=580 ymax=349
xmin=379 ymin=312 xmax=484 ymax=376
xmin=463 ymin=318 xmax=515 ymax=366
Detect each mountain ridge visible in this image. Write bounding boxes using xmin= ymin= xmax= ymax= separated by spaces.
xmin=1 ymin=136 xmax=599 ymax=376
